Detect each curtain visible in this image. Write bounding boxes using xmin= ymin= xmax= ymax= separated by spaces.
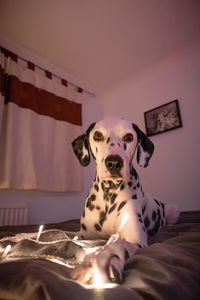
xmin=0 ymin=46 xmax=83 ymax=192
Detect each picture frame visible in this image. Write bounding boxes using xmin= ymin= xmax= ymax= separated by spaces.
xmin=144 ymin=100 xmax=182 ymax=137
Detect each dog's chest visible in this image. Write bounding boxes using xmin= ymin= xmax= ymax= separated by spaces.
xmin=81 ymin=179 xmax=144 ymax=238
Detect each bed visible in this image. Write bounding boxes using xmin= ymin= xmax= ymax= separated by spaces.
xmin=0 ymin=210 xmax=200 ymax=300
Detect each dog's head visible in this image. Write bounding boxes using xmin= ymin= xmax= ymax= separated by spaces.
xmin=72 ymin=117 xmax=154 ymax=180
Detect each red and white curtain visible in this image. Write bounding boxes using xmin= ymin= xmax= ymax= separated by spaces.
xmin=0 ymin=46 xmax=83 ymax=192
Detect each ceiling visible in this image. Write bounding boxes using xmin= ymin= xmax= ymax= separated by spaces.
xmin=0 ymin=0 xmax=200 ymax=96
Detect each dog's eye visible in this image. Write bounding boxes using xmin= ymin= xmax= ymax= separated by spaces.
xmin=123 ymin=133 xmax=133 ymax=143
xmin=94 ymin=131 xmax=104 ymax=142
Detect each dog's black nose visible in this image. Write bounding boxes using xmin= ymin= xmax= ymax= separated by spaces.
xmin=105 ymin=155 xmax=123 ymax=174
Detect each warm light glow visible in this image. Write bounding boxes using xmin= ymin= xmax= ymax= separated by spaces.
xmin=119 ymin=213 xmax=129 ymax=232
xmin=0 ymin=213 xmax=128 ymax=289
xmin=47 ymin=257 xmax=75 ymax=268
xmin=2 ymin=244 xmax=11 ymax=258
xmin=93 ymin=260 xmax=105 ymax=289
xmin=90 ymin=260 xmax=117 ymax=289
xmin=84 ymin=247 xmax=100 ymax=255
xmin=46 ymin=256 xmax=117 ymax=289
xmin=29 ymin=216 xmax=129 ymax=289
xmin=37 ymin=225 xmax=44 ymax=241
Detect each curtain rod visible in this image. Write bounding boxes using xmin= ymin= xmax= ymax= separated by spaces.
xmin=1 ymin=45 xmax=96 ymax=98
xmin=17 ymin=53 xmax=96 ymax=98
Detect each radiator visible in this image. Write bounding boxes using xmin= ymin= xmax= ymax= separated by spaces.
xmin=0 ymin=202 xmax=28 ymax=226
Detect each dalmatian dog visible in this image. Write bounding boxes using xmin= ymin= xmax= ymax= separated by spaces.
xmin=71 ymin=116 xmax=180 ymax=284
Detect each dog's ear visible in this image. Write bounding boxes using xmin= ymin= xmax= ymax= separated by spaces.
xmin=72 ymin=123 xmax=96 ymax=167
xmin=132 ymin=124 xmax=154 ymax=168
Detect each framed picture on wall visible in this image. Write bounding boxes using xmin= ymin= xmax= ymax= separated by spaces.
xmin=144 ymin=100 xmax=182 ymax=137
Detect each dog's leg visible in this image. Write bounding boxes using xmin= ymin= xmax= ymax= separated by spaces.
xmin=71 ymin=202 xmax=147 ymax=284
xmin=71 ymin=236 xmax=141 ymax=284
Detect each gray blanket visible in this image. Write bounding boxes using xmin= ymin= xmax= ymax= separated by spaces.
xmin=0 ymin=211 xmax=200 ymax=300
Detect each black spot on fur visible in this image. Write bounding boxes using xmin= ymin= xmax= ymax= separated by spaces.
xmin=132 ymin=194 xmax=137 ymax=200
xmin=110 ymin=193 xmax=117 ymax=204
xmin=89 ymin=204 xmax=95 ymax=211
xmin=86 ymin=194 xmax=96 ymax=211
xmin=144 ymin=217 xmax=150 ymax=228
xmin=137 ymin=214 xmax=143 ymax=223
xmin=148 ymin=229 xmax=154 ymax=237
xmin=120 ymin=183 xmax=125 ymax=190
xmin=142 ymin=205 xmax=146 ymax=215
xmin=118 ymin=201 xmax=127 ymax=211
xmin=101 ymin=182 xmax=105 ymax=191
xmin=124 ymin=249 xmax=130 ymax=260
xmin=94 ymin=223 xmax=101 ymax=232
xmin=157 ymin=208 xmax=161 ymax=219
xmin=130 ymin=166 xmax=138 ymax=180
xmin=163 ymin=207 xmax=165 ymax=218
xmin=82 ymin=210 xmax=85 ymax=218
xmin=152 ymin=211 xmax=156 ymax=221
xmin=124 ymin=143 xmax=127 ymax=151
xmin=133 ymin=186 xmax=137 ymax=190
xmin=137 ymin=183 xmax=140 ymax=188
xmin=148 ymin=222 xmax=159 ymax=236
xmin=161 ymin=202 xmax=165 ymax=218
xmin=108 ymin=203 xmax=117 ymax=214
xmin=111 ymin=143 xmax=115 ymax=146
xmin=154 ymin=198 xmax=160 ymax=206
xmin=96 ymin=206 xmax=100 ymax=210
xmin=141 ymin=186 xmax=144 ymax=197
xmin=90 ymin=194 xmax=96 ymax=201
xmin=81 ymin=223 xmax=87 ymax=231
xmin=128 ymin=181 xmax=132 ymax=187
xmin=137 ymin=244 xmax=142 ymax=248
xmin=148 ymin=208 xmax=162 ymax=237
xmin=100 ymin=211 xmax=106 ymax=218
xmin=99 ymin=211 xmax=106 ymax=226
xmin=108 ymin=180 xmax=119 ymax=189
xmin=107 ymin=137 xmax=110 ymax=144
xmin=103 ymin=190 xmax=109 ymax=201
xmin=94 ymin=184 xmax=99 ymax=192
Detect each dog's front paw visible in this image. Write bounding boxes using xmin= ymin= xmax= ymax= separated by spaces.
xmin=70 ymin=248 xmax=124 ymax=285
xmin=70 ymin=237 xmax=138 ymax=286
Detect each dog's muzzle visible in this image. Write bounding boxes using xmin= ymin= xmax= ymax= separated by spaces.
xmin=105 ymin=155 xmax=123 ymax=178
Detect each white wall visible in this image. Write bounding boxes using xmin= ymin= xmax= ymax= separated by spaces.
xmin=100 ymin=38 xmax=200 ymax=211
